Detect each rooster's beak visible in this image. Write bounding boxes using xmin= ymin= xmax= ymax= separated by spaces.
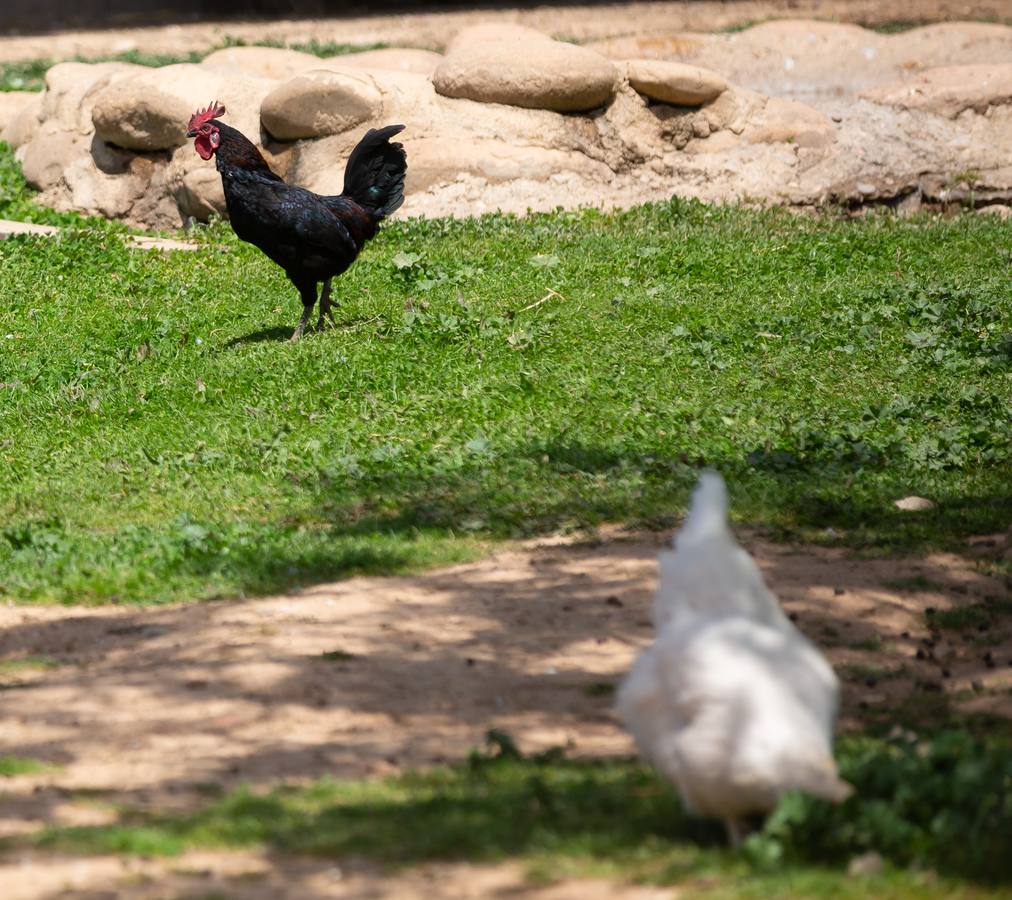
xmin=185 ymin=129 xmax=197 ymax=138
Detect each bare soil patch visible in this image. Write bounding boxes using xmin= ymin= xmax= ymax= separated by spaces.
xmin=1 ymin=528 xmax=1009 ymax=898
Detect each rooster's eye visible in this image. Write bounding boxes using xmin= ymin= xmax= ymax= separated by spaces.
xmin=210 ymin=132 xmax=220 ymax=148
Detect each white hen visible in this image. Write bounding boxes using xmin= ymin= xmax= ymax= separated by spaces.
xmin=617 ymin=472 xmax=851 ymax=845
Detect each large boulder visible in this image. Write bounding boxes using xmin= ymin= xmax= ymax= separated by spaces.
xmin=91 ymin=64 xmax=276 ymax=151
xmin=0 ymin=92 xmax=43 ymax=148
xmin=261 ymin=69 xmax=383 ymax=140
xmin=0 ymin=92 xmax=39 ymax=137
xmin=18 ymin=62 xmax=140 ymax=190
xmin=860 ymin=64 xmax=1012 ymax=119
xmin=432 ymin=38 xmax=618 ymax=112
xmin=625 ymin=60 xmax=727 ymax=106
xmin=200 ymin=46 xmax=320 ymax=81
xmin=333 ymin=48 xmax=443 ymax=76
xmin=165 ymin=144 xmax=227 ymax=220
xmin=745 ymin=95 xmax=837 ymax=148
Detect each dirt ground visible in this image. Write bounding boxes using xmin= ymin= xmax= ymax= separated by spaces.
xmin=0 ymin=0 xmax=1010 ymax=61
xmin=1 ymin=526 xmax=1009 ymax=899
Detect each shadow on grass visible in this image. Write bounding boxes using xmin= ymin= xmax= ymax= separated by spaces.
xmin=200 ymin=438 xmax=1011 ymax=597
xmin=224 ymin=325 xmax=294 ymax=346
xmin=33 ymin=733 xmax=1012 ymax=887
xmin=10 ymin=440 xmax=1001 ymax=604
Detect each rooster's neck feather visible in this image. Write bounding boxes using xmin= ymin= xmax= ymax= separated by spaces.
xmin=213 ymin=121 xmax=282 ymax=182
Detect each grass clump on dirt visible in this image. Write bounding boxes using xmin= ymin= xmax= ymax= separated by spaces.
xmin=0 ymin=756 xmax=59 ymax=776
xmin=0 ymin=144 xmax=1009 ymax=604
xmin=34 ymin=731 xmax=1012 ymax=895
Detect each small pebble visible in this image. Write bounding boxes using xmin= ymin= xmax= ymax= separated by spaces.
xmin=834 ymin=587 xmax=845 ymax=596
xmin=900 ymin=631 xmax=910 ymax=639
xmin=605 ymin=595 xmax=623 ymax=608
xmin=848 ymin=851 xmax=884 ymax=877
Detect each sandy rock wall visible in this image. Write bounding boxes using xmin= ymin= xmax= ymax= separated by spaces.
xmin=1 ymin=19 xmax=1011 ymax=226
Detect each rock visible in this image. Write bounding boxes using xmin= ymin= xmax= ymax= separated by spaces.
xmin=1 ymin=93 xmax=43 ymax=148
xmin=895 ymin=496 xmax=936 ymax=512
xmin=334 ymin=48 xmax=443 ymax=76
xmin=745 ymin=95 xmax=836 ymax=148
xmin=0 ymin=91 xmax=39 ymax=135
xmin=91 ymin=64 xmax=274 ymax=151
xmin=201 ymin=46 xmax=320 ymax=81
xmin=294 ymin=131 xmax=609 ymax=199
xmin=626 ymin=60 xmax=727 ymax=106
xmin=0 ymin=219 xmax=59 ymax=237
xmin=165 ymin=144 xmax=226 ymax=220
xmin=590 ymin=21 xmax=1012 ymax=97
xmin=17 ymin=62 xmax=139 ymax=190
xmin=446 ymin=23 xmax=554 ymax=54
xmin=978 ymin=204 xmax=1012 ymax=218
xmin=41 ymin=62 xmax=141 ymax=135
xmin=861 ymin=64 xmax=1012 ymax=118
xmin=20 ymin=131 xmax=88 ymax=191
xmin=432 ymin=40 xmax=617 ymax=112
xmin=847 ymin=852 xmax=885 ymax=877
xmin=261 ymin=69 xmax=382 ymax=140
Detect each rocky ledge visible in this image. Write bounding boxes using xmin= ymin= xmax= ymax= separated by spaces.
xmin=2 ymin=19 xmax=1011 ymax=226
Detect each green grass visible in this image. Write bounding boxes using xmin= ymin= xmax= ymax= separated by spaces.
xmin=32 ymin=732 xmax=1012 ymax=894
xmin=929 ymin=596 xmax=1012 ymax=631
xmin=0 ymin=144 xmax=1009 ymax=605
xmin=0 ymin=655 xmax=59 ymax=673
xmin=0 ymin=38 xmax=394 ymax=92
xmin=0 ymin=755 xmax=59 ymax=776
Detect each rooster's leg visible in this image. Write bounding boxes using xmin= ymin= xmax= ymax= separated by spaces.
xmin=291 ymin=281 xmax=317 ymax=342
xmin=317 ymin=278 xmax=337 ymax=329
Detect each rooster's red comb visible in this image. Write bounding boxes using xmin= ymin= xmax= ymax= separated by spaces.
xmin=187 ymin=101 xmax=226 ymax=132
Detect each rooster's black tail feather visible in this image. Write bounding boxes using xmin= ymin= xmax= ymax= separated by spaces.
xmin=341 ymin=124 xmax=406 ymax=220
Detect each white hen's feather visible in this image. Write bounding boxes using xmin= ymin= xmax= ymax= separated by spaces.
xmin=618 ymin=471 xmax=850 ymax=825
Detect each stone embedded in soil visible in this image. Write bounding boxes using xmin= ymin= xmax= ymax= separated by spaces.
xmin=432 ymin=38 xmax=617 ymax=111
xmin=894 ymin=496 xmax=936 ymax=512
xmin=261 ymin=69 xmax=383 ymax=140
xmin=332 ymin=47 xmax=444 ymax=76
xmin=445 ymin=22 xmax=555 ymax=54
xmin=625 ymin=59 xmax=727 ymax=106
xmin=200 ymin=45 xmax=322 ymax=81
xmin=860 ymin=63 xmax=1012 ymax=119
xmin=91 ymin=64 xmax=275 ymax=151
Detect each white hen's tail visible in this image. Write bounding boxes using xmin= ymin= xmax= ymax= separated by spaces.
xmin=676 ymin=471 xmax=730 ymax=548
xmin=654 ymin=471 xmax=788 ymax=631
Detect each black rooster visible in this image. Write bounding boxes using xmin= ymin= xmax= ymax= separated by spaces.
xmin=186 ymin=102 xmax=406 ymax=340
